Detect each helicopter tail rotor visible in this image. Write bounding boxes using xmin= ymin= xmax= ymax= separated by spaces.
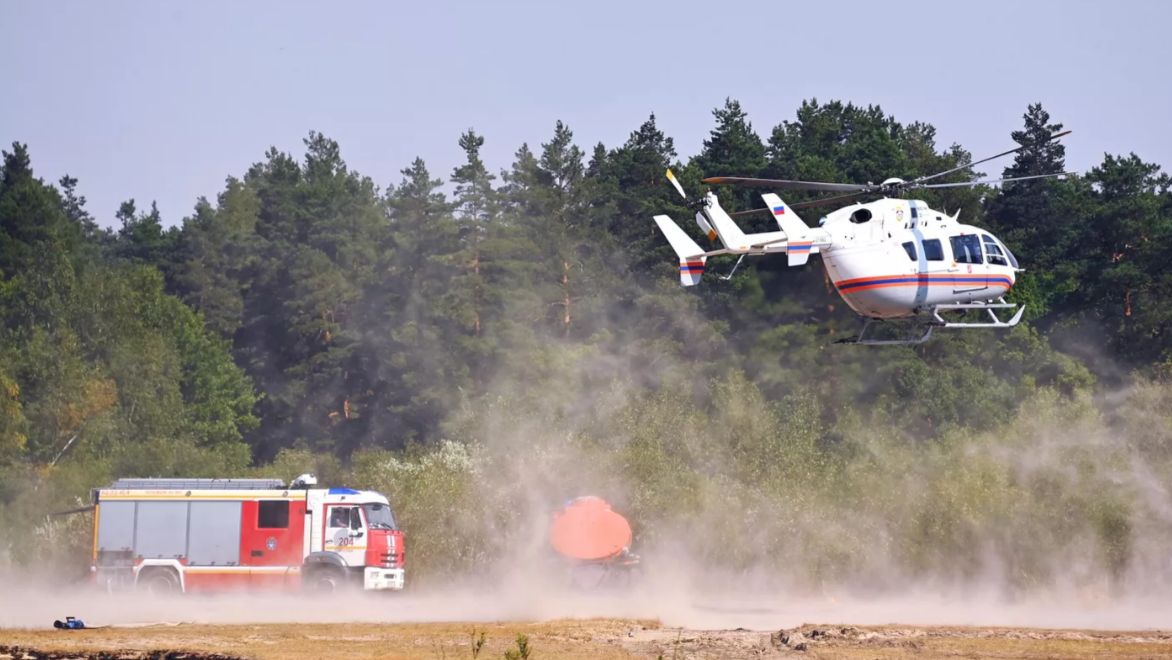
xmin=666 ymin=168 xmax=718 ymax=242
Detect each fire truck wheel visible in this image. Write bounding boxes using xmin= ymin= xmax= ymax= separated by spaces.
xmin=305 ymin=565 xmax=348 ymax=593
xmin=136 ymin=568 xmax=180 ymax=596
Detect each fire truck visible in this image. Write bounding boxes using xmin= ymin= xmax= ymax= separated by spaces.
xmin=88 ymin=473 xmax=404 ymax=594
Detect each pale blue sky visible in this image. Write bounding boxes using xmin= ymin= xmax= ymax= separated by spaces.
xmin=2 ymin=0 xmax=1169 ymax=229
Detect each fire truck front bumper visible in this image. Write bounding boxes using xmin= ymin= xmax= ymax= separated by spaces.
xmin=364 ymin=566 xmax=404 ymax=591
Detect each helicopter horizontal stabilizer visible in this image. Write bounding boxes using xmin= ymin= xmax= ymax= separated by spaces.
xmin=759 ymin=193 xmax=831 ymax=266
xmin=654 ymin=214 xmax=708 ymax=286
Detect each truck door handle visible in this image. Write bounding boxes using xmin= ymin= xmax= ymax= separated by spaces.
xmin=251 ymin=550 xmax=264 ymax=557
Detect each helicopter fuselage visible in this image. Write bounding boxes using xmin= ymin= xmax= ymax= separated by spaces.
xmin=816 ymin=197 xmax=1019 ymax=319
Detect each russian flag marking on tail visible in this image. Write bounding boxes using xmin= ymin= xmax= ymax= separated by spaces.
xmin=760 ymin=192 xmax=823 ymax=266
xmin=680 ymin=260 xmax=705 ymax=285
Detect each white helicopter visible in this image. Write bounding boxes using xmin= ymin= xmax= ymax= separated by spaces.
xmin=653 ymin=130 xmax=1074 ymax=345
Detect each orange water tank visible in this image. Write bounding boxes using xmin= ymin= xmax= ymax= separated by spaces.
xmin=549 ymin=496 xmax=632 ymax=562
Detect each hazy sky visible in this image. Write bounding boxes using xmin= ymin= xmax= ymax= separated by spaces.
xmin=2 ymin=0 xmax=1169 ymax=230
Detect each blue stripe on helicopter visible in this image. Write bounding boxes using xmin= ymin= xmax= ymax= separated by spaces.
xmin=836 ymin=275 xmax=1013 ymax=293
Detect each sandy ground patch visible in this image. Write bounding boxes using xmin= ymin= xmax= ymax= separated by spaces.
xmin=6 ymin=619 xmax=1172 ymax=660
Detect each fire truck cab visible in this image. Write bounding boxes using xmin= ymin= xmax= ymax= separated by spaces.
xmin=89 ymin=473 xmax=404 ymax=594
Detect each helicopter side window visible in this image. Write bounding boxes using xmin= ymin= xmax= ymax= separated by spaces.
xmin=982 ymin=235 xmax=1008 ymax=266
xmin=922 ymin=239 xmax=944 ymax=261
xmin=901 ymin=241 xmax=917 ymax=261
xmin=949 ymin=235 xmax=983 ymax=265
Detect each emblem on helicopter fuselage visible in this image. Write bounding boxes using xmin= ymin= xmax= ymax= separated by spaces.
xmin=895 ymin=208 xmax=904 ymax=221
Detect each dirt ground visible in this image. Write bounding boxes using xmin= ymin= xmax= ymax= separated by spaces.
xmin=6 ymin=578 xmax=1172 ymax=660
xmin=6 ymin=619 xmax=1172 ymax=660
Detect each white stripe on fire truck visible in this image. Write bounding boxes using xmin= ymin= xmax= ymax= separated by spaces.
xmin=181 ymin=566 xmax=301 ymax=573
xmin=99 ymin=492 xmax=307 ymax=501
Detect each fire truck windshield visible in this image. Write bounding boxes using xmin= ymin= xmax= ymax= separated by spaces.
xmin=363 ymin=503 xmax=397 ymax=530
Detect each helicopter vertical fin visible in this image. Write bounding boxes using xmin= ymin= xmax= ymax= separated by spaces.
xmin=653 ymin=215 xmax=707 ymax=286
xmin=694 ymin=212 xmax=717 ymax=242
xmin=701 ymin=191 xmax=750 ymax=250
xmin=760 ymin=193 xmax=823 ymax=266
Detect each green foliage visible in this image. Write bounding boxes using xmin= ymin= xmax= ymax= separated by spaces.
xmin=0 ymin=144 xmax=257 ymax=565
xmin=503 ymin=633 xmax=531 ymax=660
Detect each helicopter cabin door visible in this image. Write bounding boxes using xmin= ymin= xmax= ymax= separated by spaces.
xmin=947 ymin=234 xmax=988 ymax=294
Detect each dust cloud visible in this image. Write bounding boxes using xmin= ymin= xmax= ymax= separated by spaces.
xmin=4 ymin=574 xmax=1172 ymax=632
xmin=9 ymin=325 xmax=1172 ymax=635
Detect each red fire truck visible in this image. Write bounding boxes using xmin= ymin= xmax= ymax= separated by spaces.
xmin=88 ymin=473 xmax=404 ymax=594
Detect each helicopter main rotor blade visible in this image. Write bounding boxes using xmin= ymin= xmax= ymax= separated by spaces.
xmin=918 ymin=171 xmax=1077 ymax=189
xmin=727 ymin=191 xmax=874 ymax=217
xmin=790 ymin=190 xmax=873 ymax=209
xmin=665 ymin=168 xmax=689 ymax=200
xmin=910 ymin=130 xmax=1072 ymax=186
xmin=727 ymin=208 xmax=766 ymax=218
xmin=701 ymin=176 xmax=869 ymax=193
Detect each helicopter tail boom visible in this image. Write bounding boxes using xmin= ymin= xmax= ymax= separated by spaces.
xmin=699 ymin=191 xmax=751 ymax=250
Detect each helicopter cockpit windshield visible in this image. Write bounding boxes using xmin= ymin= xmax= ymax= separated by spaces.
xmin=1001 ymin=239 xmax=1019 ymax=269
xmin=981 ymin=235 xmax=1008 ymax=267
xmin=981 ymin=233 xmax=1018 ymax=269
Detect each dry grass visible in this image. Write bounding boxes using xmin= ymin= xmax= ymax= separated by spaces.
xmin=0 ymin=619 xmax=650 ymax=660
xmin=5 ymin=619 xmax=1172 ymax=660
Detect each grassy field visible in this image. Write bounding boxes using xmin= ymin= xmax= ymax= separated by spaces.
xmin=5 ymin=619 xmax=1172 ymax=660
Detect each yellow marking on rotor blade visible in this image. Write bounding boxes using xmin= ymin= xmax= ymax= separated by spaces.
xmin=666 ymin=169 xmax=676 ymax=182
xmin=707 ymin=230 xmax=717 ymax=241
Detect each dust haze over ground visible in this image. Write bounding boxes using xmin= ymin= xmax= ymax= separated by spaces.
xmin=4 ymin=574 xmax=1172 ymax=633
xmin=11 ymin=319 xmax=1172 ymax=637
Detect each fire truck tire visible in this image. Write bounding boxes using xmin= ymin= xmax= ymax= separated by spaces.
xmin=136 ymin=567 xmax=180 ymax=596
xmin=304 ymin=565 xmax=349 ymax=593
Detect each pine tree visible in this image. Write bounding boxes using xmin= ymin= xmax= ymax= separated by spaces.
xmin=533 ymin=121 xmax=588 ymax=338
xmin=983 ymin=103 xmax=1077 ymax=323
xmin=0 ymin=142 xmax=83 ymax=278
xmin=1003 ymin=103 xmax=1066 ymax=179
xmin=450 ymin=129 xmax=498 ymax=339
xmin=694 ymin=98 xmax=767 ymax=214
xmin=115 ymin=199 xmax=175 ymax=275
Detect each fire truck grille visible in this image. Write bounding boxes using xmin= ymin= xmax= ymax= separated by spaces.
xmin=380 ymin=552 xmax=401 ymax=567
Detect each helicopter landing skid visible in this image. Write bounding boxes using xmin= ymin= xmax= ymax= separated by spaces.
xmin=835 ymin=300 xmax=1024 ymax=346
xmin=834 ymin=318 xmax=935 ymax=346
xmin=929 ymin=300 xmax=1025 ymax=328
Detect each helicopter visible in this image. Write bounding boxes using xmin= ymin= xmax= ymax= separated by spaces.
xmin=652 ymin=130 xmax=1075 ymax=345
